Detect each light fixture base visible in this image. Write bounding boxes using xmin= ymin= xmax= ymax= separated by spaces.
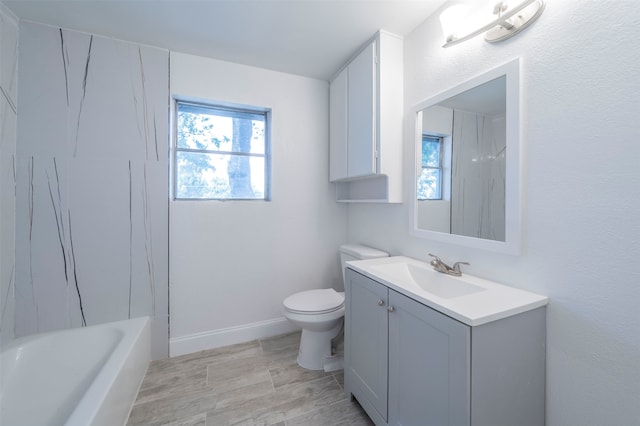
xmin=484 ymin=0 xmax=545 ymax=43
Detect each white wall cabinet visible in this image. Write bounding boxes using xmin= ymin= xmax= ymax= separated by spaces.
xmin=329 ymin=31 xmax=403 ymax=203
xmin=330 ymin=43 xmax=376 ymax=181
xmin=344 ymin=268 xmax=546 ymax=426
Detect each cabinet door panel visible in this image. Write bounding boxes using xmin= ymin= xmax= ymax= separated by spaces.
xmin=347 ymin=41 xmax=376 ymax=178
xmin=388 ymin=290 xmax=470 ymax=426
xmin=329 ymin=67 xmax=348 ymax=181
xmin=345 ymin=269 xmax=388 ymax=421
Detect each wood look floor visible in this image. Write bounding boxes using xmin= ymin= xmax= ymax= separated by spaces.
xmin=126 ymin=331 xmax=373 ymax=426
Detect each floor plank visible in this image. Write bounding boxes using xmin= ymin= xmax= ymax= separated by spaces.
xmin=127 ymin=331 xmax=372 ymax=426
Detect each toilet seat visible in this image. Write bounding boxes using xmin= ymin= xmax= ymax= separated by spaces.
xmin=283 ymin=289 xmax=344 ymax=315
xmin=282 ymin=244 xmax=388 ymax=370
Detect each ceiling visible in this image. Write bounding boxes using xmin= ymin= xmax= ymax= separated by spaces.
xmin=3 ymin=0 xmax=447 ymax=81
xmin=439 ymin=76 xmax=506 ymax=116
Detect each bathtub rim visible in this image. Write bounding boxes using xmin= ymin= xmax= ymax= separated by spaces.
xmin=65 ymin=316 xmax=151 ymax=426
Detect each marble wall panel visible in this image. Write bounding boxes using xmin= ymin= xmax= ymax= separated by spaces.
xmin=0 ymin=6 xmax=17 ymax=102
xmin=15 ymin=21 xmax=169 ymax=357
xmin=0 ymin=5 xmax=18 ymax=347
xmin=14 ymin=22 xmax=68 ymax=157
xmin=451 ymin=111 xmax=506 ymax=241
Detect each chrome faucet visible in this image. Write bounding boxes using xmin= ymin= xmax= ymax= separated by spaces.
xmin=428 ymin=253 xmax=469 ymax=277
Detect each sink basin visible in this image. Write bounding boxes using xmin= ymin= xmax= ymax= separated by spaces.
xmin=370 ymin=261 xmax=485 ymax=299
xmin=347 ymin=256 xmax=549 ymax=326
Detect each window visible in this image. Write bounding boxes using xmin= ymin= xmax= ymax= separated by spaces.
xmin=174 ymin=101 xmax=270 ymax=200
xmin=417 ymin=134 xmax=443 ymax=200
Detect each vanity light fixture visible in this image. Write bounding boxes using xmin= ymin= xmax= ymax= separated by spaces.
xmin=440 ymin=0 xmax=545 ymax=48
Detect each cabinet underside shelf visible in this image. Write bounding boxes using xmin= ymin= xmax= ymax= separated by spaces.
xmin=335 ymin=174 xmax=400 ymax=203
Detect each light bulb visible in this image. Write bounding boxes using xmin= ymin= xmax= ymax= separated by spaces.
xmin=439 ymin=4 xmax=470 ymax=42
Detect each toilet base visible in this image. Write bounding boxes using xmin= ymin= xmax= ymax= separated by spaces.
xmin=296 ymin=320 xmax=343 ymax=370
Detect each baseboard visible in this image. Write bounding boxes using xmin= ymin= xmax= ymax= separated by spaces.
xmin=169 ymin=317 xmax=300 ymax=357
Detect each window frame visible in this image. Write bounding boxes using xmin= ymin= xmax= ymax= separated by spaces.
xmin=172 ymin=99 xmax=272 ymax=201
xmin=418 ymin=133 xmax=444 ymax=201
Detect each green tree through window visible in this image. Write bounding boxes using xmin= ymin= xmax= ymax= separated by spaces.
xmin=175 ymin=102 xmax=270 ymax=200
xmin=417 ymin=134 xmax=442 ymax=200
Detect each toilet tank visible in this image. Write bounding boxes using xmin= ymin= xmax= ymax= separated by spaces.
xmin=339 ymin=244 xmax=389 ymax=285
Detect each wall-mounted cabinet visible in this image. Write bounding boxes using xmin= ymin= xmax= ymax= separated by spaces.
xmin=345 ymin=268 xmax=546 ymax=426
xmin=329 ymin=30 xmax=403 ymax=203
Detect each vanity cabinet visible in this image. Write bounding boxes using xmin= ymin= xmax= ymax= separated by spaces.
xmin=344 ymin=271 xmax=389 ymax=420
xmin=344 ymin=268 xmax=546 ymax=426
xmin=388 ymin=286 xmax=470 ymax=426
xmin=329 ymin=30 xmax=403 ymax=203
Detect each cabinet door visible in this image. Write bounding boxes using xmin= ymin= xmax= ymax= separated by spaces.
xmin=344 ymin=269 xmax=388 ymax=422
xmin=347 ymin=41 xmax=376 ymax=178
xmin=388 ymin=290 xmax=471 ymax=426
xmin=329 ymin=67 xmax=348 ymax=181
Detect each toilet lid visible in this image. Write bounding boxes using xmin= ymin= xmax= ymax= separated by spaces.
xmin=283 ymin=289 xmax=345 ymax=314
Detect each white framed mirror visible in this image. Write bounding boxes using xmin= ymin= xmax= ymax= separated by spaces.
xmin=410 ymin=58 xmax=521 ymax=255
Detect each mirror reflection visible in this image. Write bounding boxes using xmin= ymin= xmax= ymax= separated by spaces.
xmin=416 ymin=76 xmax=506 ymax=241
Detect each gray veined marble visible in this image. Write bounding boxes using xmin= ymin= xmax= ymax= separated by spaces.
xmin=0 ymin=7 xmax=18 ymax=109
xmin=451 ymin=110 xmax=506 ymax=241
xmin=13 ymin=20 xmax=169 ymax=357
xmin=0 ymin=5 xmax=19 ymax=347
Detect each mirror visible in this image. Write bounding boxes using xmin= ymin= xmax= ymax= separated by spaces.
xmin=410 ymin=59 xmax=521 ymax=255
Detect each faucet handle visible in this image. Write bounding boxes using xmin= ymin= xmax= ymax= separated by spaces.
xmin=428 ymin=253 xmax=442 ymax=268
xmin=452 ymin=261 xmax=470 ymax=273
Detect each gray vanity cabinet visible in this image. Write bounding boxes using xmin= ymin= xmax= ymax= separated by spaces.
xmin=345 ymin=268 xmax=469 ymax=425
xmin=388 ymin=288 xmax=470 ymax=426
xmin=344 ymin=268 xmax=546 ymax=426
xmin=344 ymin=268 xmax=389 ymax=422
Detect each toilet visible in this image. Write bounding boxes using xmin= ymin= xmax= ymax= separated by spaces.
xmin=283 ymin=244 xmax=389 ymax=370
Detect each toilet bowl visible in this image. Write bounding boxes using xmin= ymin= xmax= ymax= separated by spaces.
xmin=283 ymin=244 xmax=388 ymax=370
xmin=283 ymin=288 xmax=345 ymax=370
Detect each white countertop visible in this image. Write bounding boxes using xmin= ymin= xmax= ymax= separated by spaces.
xmin=346 ymin=256 xmax=548 ymax=326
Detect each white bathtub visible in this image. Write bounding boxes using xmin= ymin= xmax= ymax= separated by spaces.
xmin=1 ymin=317 xmax=151 ymax=426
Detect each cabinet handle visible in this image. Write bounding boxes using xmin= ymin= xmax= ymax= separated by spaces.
xmin=387 ymin=306 xmax=395 ymax=312
xmin=377 ymin=299 xmax=385 ymax=306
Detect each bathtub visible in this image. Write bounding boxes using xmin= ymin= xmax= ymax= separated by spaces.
xmin=1 ymin=317 xmax=151 ymax=426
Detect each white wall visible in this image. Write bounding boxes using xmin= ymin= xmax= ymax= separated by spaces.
xmin=417 ymin=200 xmax=449 ymax=232
xmin=169 ymin=52 xmax=347 ymax=355
xmin=348 ymin=1 xmax=640 ymax=425
xmin=0 ymin=4 xmax=18 ymax=347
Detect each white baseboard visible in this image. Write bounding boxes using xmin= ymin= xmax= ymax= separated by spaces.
xmin=169 ymin=317 xmax=300 ymax=357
